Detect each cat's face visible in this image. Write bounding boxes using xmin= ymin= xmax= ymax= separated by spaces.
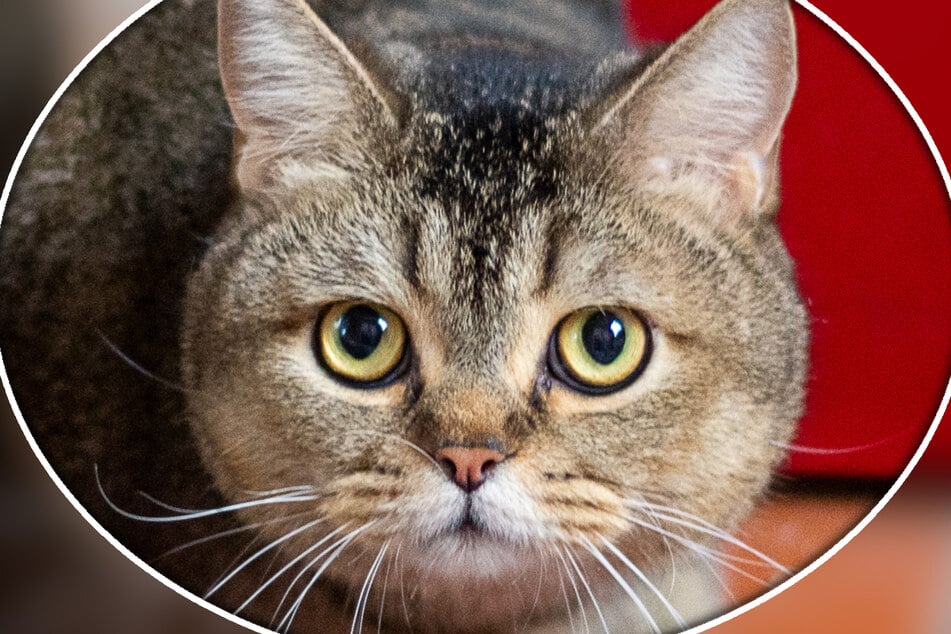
xmin=182 ymin=0 xmax=806 ymax=625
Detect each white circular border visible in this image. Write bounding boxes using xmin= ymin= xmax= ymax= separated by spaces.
xmin=0 ymin=1 xmax=948 ymax=633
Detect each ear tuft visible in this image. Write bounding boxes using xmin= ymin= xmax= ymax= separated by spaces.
xmin=218 ymin=0 xmax=398 ymax=192
xmin=596 ymin=0 xmax=797 ymax=226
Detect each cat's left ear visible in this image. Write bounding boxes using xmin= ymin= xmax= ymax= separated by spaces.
xmin=594 ymin=0 xmax=797 ymax=226
xmin=218 ymin=0 xmax=402 ymax=192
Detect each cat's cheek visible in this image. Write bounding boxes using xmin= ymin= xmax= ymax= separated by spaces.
xmin=320 ymin=467 xmax=461 ymax=541
xmin=474 ymin=467 xmax=559 ymax=542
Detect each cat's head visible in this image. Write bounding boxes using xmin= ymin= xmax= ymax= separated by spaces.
xmin=182 ymin=0 xmax=806 ymax=623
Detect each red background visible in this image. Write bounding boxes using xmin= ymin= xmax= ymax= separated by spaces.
xmin=623 ymin=0 xmax=951 ymax=479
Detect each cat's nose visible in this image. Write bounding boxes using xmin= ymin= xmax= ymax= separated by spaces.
xmin=435 ymin=447 xmax=505 ymax=493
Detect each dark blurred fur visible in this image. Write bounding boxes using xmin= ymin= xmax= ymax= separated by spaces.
xmin=0 ymin=0 xmax=232 ymax=575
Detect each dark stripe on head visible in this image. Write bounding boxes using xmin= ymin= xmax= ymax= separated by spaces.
xmin=402 ymin=214 xmax=422 ymax=291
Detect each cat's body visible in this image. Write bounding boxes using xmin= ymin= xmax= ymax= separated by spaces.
xmin=0 ymin=0 xmax=806 ymax=632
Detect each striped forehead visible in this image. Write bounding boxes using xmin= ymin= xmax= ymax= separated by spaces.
xmin=405 ymin=191 xmax=551 ymax=365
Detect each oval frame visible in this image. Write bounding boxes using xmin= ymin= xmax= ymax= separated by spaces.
xmin=0 ymin=1 xmax=948 ymax=632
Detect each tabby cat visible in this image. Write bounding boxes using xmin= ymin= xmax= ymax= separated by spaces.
xmin=0 ymin=0 xmax=806 ymax=631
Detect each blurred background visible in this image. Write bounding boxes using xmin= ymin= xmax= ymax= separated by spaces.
xmin=0 ymin=1 xmax=948 ymax=633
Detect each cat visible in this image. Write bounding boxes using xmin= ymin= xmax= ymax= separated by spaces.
xmin=0 ymin=0 xmax=807 ymax=632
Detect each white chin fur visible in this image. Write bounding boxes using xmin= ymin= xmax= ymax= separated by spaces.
xmin=397 ymin=465 xmax=553 ymax=578
xmin=419 ymin=532 xmax=535 ymax=580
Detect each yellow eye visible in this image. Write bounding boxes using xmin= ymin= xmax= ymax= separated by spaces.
xmin=316 ymin=302 xmax=408 ymax=385
xmin=550 ymin=307 xmax=651 ymax=394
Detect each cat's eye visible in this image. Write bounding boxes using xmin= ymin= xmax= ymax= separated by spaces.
xmin=315 ymin=302 xmax=408 ymax=386
xmin=549 ymin=307 xmax=651 ymax=394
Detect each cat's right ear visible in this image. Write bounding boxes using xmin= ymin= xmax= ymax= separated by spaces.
xmin=218 ymin=0 xmax=402 ymax=192
xmin=592 ymin=0 xmax=797 ymax=229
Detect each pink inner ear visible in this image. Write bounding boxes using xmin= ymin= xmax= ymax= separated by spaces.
xmin=646 ymin=156 xmax=675 ymax=178
xmin=218 ymin=0 xmax=398 ymax=192
xmin=729 ymin=151 xmax=769 ymax=212
xmin=604 ymin=0 xmax=796 ymax=225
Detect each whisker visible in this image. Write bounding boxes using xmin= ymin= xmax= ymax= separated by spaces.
xmin=697 ymin=553 xmax=737 ymax=602
xmin=770 ymin=426 xmax=917 ymax=455
xmin=340 ymin=429 xmax=442 ymax=471
xmin=625 ymin=515 xmax=772 ymax=588
xmin=96 ymin=466 xmax=318 ymax=523
xmin=597 ymin=535 xmax=686 ymax=629
xmin=139 ymin=488 xmax=316 ymax=515
xmin=689 ymin=546 xmax=784 ymax=569
xmin=97 ymin=331 xmax=190 ymax=393
xmin=517 ymin=545 xmax=547 ymax=631
xmin=352 ymin=540 xmax=390 ymax=634
xmin=631 ymin=503 xmax=788 ymax=575
xmin=580 ymin=537 xmax=660 ymax=634
xmin=269 ymin=530 xmax=357 ymax=626
xmin=633 ymin=503 xmax=679 ymax=596
xmin=209 ymin=533 xmax=266 ymax=596
xmin=564 ymin=546 xmax=611 ymax=634
xmin=397 ymin=541 xmax=413 ymax=631
xmin=236 ymin=523 xmax=350 ymax=614
xmin=690 ymin=548 xmax=773 ymax=588
xmin=554 ymin=547 xmax=589 ymax=634
xmin=137 ymin=492 xmax=202 ymax=514
xmin=205 ymin=517 xmax=324 ymax=599
xmin=156 ymin=513 xmax=310 ymax=560
xmin=278 ymin=522 xmax=375 ymax=633
xmin=553 ymin=552 xmax=577 ymax=634
xmin=245 ymin=485 xmax=319 ymax=498
xmin=378 ymin=540 xmax=396 ymax=633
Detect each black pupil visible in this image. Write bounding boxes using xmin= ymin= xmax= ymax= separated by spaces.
xmin=581 ymin=311 xmax=626 ymax=365
xmin=337 ymin=305 xmax=386 ymax=360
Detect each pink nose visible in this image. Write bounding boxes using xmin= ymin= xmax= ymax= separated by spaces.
xmin=434 ymin=447 xmax=505 ymax=492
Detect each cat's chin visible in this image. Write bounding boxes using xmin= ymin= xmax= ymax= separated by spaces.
xmin=409 ymin=527 xmax=535 ymax=581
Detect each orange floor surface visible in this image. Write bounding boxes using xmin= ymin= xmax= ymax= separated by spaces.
xmin=711 ymin=483 xmax=951 ymax=633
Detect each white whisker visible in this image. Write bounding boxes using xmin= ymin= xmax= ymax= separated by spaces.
xmin=137 ymin=492 xmax=201 ymax=514
xmin=636 ymin=504 xmax=679 ymax=596
xmin=157 ymin=513 xmax=309 ymax=560
xmin=580 ymin=537 xmax=660 ymax=634
xmin=245 ymin=485 xmax=318 ymax=498
xmin=352 ymin=540 xmax=390 ymax=634
xmin=213 ymin=527 xmax=285 ymax=599
xmin=97 ymin=331 xmax=190 ymax=393
xmin=631 ymin=503 xmax=788 ymax=575
xmin=378 ymin=540 xmax=396 ymax=633
xmin=397 ymin=541 xmax=413 ymax=631
xmin=277 ymin=522 xmax=376 ymax=633
xmin=236 ymin=523 xmax=350 ymax=614
xmin=269 ymin=524 xmax=368 ymax=624
xmin=625 ymin=515 xmax=772 ymax=587
xmin=341 ymin=429 xmax=442 ymax=471
xmin=139 ymin=488 xmax=316 ymax=516
xmin=564 ymin=546 xmax=610 ymax=634
xmin=597 ymin=535 xmax=686 ymax=629
xmin=553 ymin=551 xmax=577 ymax=634
xmin=205 ymin=517 xmax=323 ymax=599
xmin=697 ymin=553 xmax=736 ymax=602
xmin=555 ymin=547 xmax=589 ymax=634
xmin=693 ymin=548 xmax=773 ymax=588
xmin=523 ymin=545 xmax=547 ymax=629
xmin=770 ymin=433 xmax=907 ymax=455
xmin=96 ymin=466 xmax=317 ymax=523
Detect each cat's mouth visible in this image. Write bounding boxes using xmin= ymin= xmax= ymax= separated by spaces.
xmin=453 ymin=498 xmax=485 ymax=534
xmin=432 ymin=496 xmax=499 ymax=541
